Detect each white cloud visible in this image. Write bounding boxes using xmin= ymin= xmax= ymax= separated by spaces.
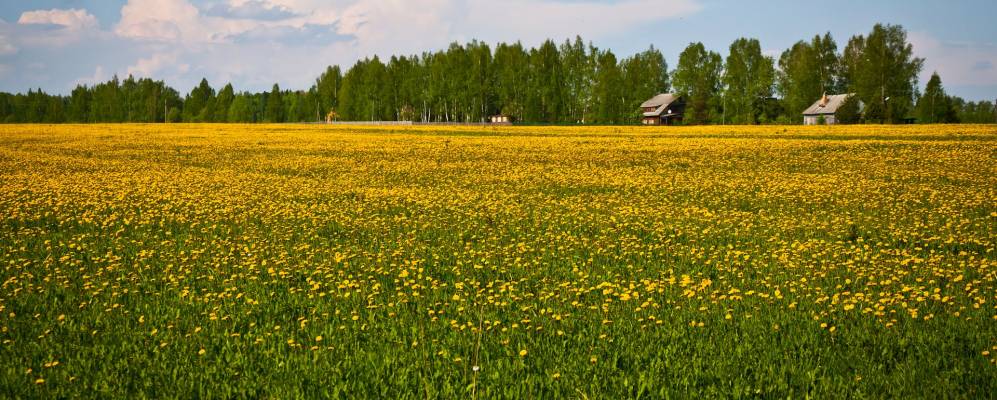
xmin=910 ymin=31 xmax=997 ymax=87
xmin=0 ymin=35 xmax=17 ymax=56
xmin=75 ymin=65 xmax=108 ymax=86
xmin=206 ymin=0 xmax=299 ymax=20
xmin=18 ymin=8 xmax=99 ymax=30
xmin=127 ymin=53 xmax=191 ymax=78
xmin=4 ymin=0 xmax=705 ymax=94
xmin=115 ymin=0 xmax=209 ymax=42
xmin=113 ymin=0 xmax=337 ymax=44
xmin=463 ymin=0 xmax=700 ymax=43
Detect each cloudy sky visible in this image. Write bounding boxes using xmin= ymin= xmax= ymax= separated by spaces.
xmin=1 ymin=0 xmax=995 ymax=100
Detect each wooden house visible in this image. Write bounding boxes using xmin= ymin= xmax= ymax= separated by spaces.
xmin=802 ymin=93 xmax=858 ymax=125
xmin=640 ymin=93 xmax=685 ymax=125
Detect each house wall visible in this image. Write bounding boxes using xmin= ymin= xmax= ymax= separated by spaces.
xmin=803 ymin=115 xmax=836 ymax=125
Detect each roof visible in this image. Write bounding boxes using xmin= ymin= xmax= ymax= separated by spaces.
xmin=802 ymin=93 xmax=855 ymax=115
xmin=640 ymin=93 xmax=681 ymax=117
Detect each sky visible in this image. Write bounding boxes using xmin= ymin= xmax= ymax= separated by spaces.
xmin=1 ymin=0 xmax=995 ymax=101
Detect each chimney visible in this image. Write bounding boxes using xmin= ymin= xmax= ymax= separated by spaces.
xmin=820 ymin=92 xmax=829 ymax=107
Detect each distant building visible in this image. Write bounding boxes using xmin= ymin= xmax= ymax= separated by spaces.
xmin=640 ymin=93 xmax=685 ymax=125
xmin=489 ymin=115 xmax=513 ymax=124
xmin=802 ymin=93 xmax=858 ymax=125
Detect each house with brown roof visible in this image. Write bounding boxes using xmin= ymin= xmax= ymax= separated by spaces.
xmin=802 ymin=93 xmax=859 ymax=125
xmin=640 ymin=93 xmax=685 ymax=125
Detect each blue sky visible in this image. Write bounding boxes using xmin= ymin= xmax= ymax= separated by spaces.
xmin=1 ymin=0 xmax=995 ymax=101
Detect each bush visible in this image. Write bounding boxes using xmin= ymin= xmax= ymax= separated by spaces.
xmin=837 ymin=96 xmax=862 ymax=124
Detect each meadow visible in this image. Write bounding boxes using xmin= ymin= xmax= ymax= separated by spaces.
xmin=0 ymin=123 xmax=995 ymax=398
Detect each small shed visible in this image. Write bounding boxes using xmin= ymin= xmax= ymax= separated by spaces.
xmin=640 ymin=93 xmax=685 ymax=125
xmin=489 ymin=115 xmax=513 ymax=125
xmin=802 ymin=93 xmax=856 ymax=125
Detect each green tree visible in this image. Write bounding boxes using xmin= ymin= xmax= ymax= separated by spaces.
xmin=841 ymin=24 xmax=924 ymax=123
xmin=836 ymin=95 xmax=863 ymax=124
xmin=723 ymin=38 xmax=775 ymax=124
xmin=591 ymin=49 xmax=623 ymax=124
xmin=228 ymin=93 xmax=255 ymax=122
xmin=915 ymin=72 xmax=958 ymax=123
xmin=264 ymin=84 xmax=285 ymax=123
xmin=67 ymin=85 xmax=92 ymax=123
xmin=314 ymin=66 xmax=342 ymax=117
xmin=778 ymin=33 xmax=841 ymax=122
xmin=955 ymin=100 xmax=996 ymax=123
xmin=166 ymin=107 xmax=181 ymax=123
xmin=494 ymin=42 xmax=529 ymax=121
xmin=91 ymin=76 xmax=125 ymax=122
xmin=467 ymin=40 xmax=494 ymax=122
xmin=528 ymin=40 xmax=565 ymax=122
xmin=213 ymin=84 xmax=235 ymax=122
xmin=622 ymin=45 xmax=669 ymax=123
xmin=183 ymin=78 xmax=215 ymax=122
xmin=561 ymin=36 xmax=597 ymax=124
xmin=672 ymin=42 xmax=723 ymax=125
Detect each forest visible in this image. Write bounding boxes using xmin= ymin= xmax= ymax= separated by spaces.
xmin=1 ymin=23 xmax=994 ymax=125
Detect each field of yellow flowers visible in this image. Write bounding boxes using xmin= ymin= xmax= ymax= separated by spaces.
xmin=1 ymin=123 xmax=995 ymax=398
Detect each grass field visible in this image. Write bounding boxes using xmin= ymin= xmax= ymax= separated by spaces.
xmin=1 ymin=124 xmax=995 ymax=398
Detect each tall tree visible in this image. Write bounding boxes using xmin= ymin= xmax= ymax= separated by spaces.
xmin=591 ymin=49 xmax=623 ymax=124
xmin=723 ymin=38 xmax=775 ymax=124
xmin=264 ymin=84 xmax=285 ymax=123
xmin=314 ymin=66 xmax=342 ymax=117
xmin=91 ymin=76 xmax=125 ymax=122
xmin=842 ymin=24 xmax=924 ymax=123
xmin=467 ymin=40 xmax=494 ymax=122
xmin=672 ymin=42 xmax=723 ymax=124
xmin=561 ymin=36 xmax=597 ymax=124
xmin=183 ymin=78 xmax=215 ymax=122
xmin=622 ymin=45 xmax=669 ymax=122
xmin=529 ymin=40 xmax=566 ymax=122
xmin=67 ymin=85 xmax=92 ymax=123
xmin=778 ymin=33 xmax=842 ymax=122
xmin=228 ymin=93 xmax=255 ymax=122
xmin=915 ymin=72 xmax=957 ymax=123
xmin=493 ymin=42 xmax=529 ymax=121
xmin=213 ymin=84 xmax=235 ymax=122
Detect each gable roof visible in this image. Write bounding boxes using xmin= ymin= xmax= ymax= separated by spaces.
xmin=640 ymin=93 xmax=681 ymax=117
xmin=802 ymin=93 xmax=855 ymax=115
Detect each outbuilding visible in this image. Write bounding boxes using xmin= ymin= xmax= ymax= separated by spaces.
xmin=489 ymin=115 xmax=513 ymax=125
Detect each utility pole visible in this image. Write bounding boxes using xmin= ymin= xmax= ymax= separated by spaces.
xmin=722 ymin=94 xmax=726 ymax=125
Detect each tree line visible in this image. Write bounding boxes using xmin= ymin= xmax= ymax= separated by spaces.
xmin=1 ymin=23 xmax=994 ymax=125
